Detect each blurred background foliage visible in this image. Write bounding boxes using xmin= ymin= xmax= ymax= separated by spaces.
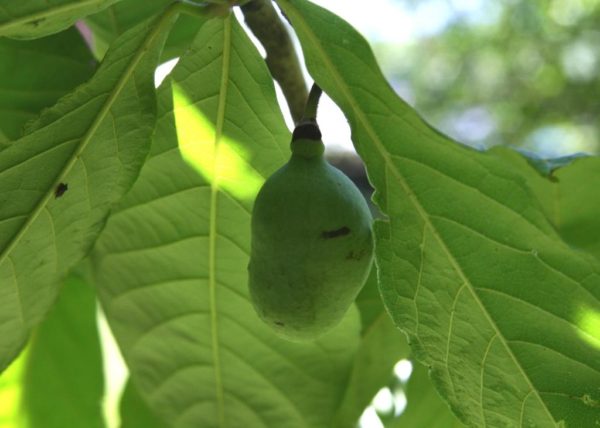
xmin=368 ymin=0 xmax=600 ymax=157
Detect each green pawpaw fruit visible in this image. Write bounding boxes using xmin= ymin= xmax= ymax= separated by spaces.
xmin=248 ymin=123 xmax=374 ymax=341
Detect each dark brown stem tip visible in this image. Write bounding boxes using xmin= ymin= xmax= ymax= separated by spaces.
xmin=292 ymin=119 xmax=322 ymax=141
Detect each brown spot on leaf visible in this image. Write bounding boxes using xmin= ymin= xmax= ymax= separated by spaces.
xmin=54 ymin=183 xmax=68 ymax=198
xmin=29 ymin=18 xmax=45 ymax=27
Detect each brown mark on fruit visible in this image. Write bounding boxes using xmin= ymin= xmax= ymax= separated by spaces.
xmin=321 ymin=226 xmax=350 ymax=239
xmin=274 ymin=321 xmax=285 ymax=327
xmin=346 ymin=248 xmax=368 ymax=261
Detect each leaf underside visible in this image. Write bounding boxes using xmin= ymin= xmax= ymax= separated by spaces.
xmin=277 ymin=0 xmax=600 ymax=426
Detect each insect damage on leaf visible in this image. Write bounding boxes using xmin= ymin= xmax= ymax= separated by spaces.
xmin=54 ymin=183 xmax=68 ymax=198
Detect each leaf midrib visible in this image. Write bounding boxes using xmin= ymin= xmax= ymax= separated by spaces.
xmin=208 ymin=14 xmax=231 ymax=428
xmin=279 ymin=1 xmax=558 ymax=425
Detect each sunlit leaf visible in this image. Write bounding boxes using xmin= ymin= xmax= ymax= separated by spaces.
xmin=277 ymin=0 xmax=600 ymax=426
xmin=0 ymin=353 xmax=25 ymax=427
xmin=92 ymin=13 xmax=361 ymax=428
xmin=0 ymin=9 xmax=178 ymax=372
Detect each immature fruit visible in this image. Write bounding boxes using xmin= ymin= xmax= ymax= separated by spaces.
xmin=248 ymin=123 xmax=373 ymax=341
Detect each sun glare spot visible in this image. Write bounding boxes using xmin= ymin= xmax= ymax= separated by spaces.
xmin=154 ymin=58 xmax=180 ymax=88
xmin=358 ymin=406 xmax=384 ymax=428
xmin=575 ymin=306 xmax=600 ymax=350
xmin=393 ymin=388 xmax=408 ymax=416
xmin=0 ymin=350 xmax=27 ymax=428
xmin=393 ymin=359 xmax=413 ymax=382
xmin=172 ymin=84 xmax=264 ymax=201
xmin=373 ymin=387 xmax=394 ymax=414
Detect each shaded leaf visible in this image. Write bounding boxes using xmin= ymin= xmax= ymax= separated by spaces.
xmin=85 ymin=0 xmax=205 ymax=61
xmin=335 ymin=269 xmax=409 ymax=428
xmin=277 ymin=0 xmax=600 ymax=426
xmin=0 ymin=27 xmax=96 ymax=141
xmin=355 ymin=265 xmax=386 ymax=332
xmin=0 ymin=0 xmax=121 ymax=39
xmin=120 ymin=380 xmax=167 ymax=428
xmin=0 ymin=274 xmax=104 ymax=428
xmin=22 ymin=275 xmax=105 ymax=428
xmin=0 ymin=131 xmax=9 ymax=145
xmin=92 ymin=13 xmax=361 ymax=428
xmin=0 ymin=9 xmax=178 ymax=372
xmin=388 ymin=362 xmax=464 ymax=428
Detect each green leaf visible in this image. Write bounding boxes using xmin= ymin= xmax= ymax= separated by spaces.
xmin=0 ymin=274 xmax=104 ymax=428
xmin=0 ymin=0 xmax=121 ymax=39
xmin=388 ymin=362 xmax=464 ymax=428
xmin=0 ymin=130 xmax=9 ymax=145
xmin=85 ymin=0 xmax=205 ymax=61
xmin=0 ymin=351 xmax=25 ymax=426
xmin=491 ymin=148 xmax=600 ymax=260
xmin=21 ymin=275 xmax=105 ymax=428
xmin=0 ymin=9 xmax=178 ymax=372
xmin=355 ymin=265 xmax=387 ymax=332
xmin=335 ymin=270 xmax=409 ymax=428
xmin=0 ymin=27 xmax=96 ymax=141
xmin=120 ymin=380 xmax=167 ymax=428
xmin=92 ymin=13 xmax=361 ymax=427
xmin=277 ymin=0 xmax=600 ymax=426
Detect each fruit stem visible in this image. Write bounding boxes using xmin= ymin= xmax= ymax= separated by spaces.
xmin=302 ymin=83 xmax=323 ymax=122
xmin=241 ymin=0 xmax=308 ymax=123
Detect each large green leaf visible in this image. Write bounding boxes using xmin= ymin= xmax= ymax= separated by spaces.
xmin=92 ymin=13 xmax=360 ymax=428
xmin=0 ymin=274 xmax=104 ymax=428
xmin=277 ymin=0 xmax=600 ymax=426
xmin=0 ymin=0 xmax=121 ymax=39
xmin=0 ymin=27 xmax=96 ymax=142
xmin=0 ymin=9 xmax=178 ymax=373
xmin=388 ymin=362 xmax=464 ymax=428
